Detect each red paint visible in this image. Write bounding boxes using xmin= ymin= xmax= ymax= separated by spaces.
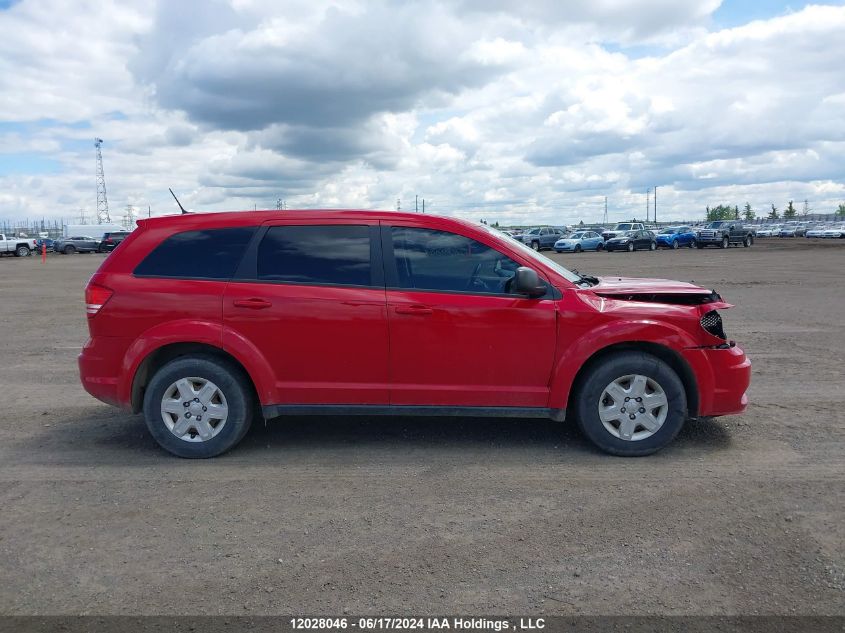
xmin=79 ymin=210 xmax=750 ymax=419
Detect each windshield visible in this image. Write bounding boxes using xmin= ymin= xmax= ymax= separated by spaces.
xmin=623 ymin=231 xmax=637 ymax=237
xmin=615 ymin=223 xmax=633 ymax=230
xmin=568 ymin=232 xmax=584 ymax=239
xmin=659 ymin=228 xmax=678 ymax=234
xmin=705 ymin=222 xmax=726 ymax=228
xmin=479 ymin=224 xmax=581 ymax=283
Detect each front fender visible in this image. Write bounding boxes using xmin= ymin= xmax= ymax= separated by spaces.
xmin=548 ymin=319 xmax=700 ymax=409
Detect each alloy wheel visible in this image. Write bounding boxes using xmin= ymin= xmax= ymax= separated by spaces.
xmin=598 ymin=374 xmax=668 ymax=441
xmin=160 ymin=377 xmax=229 ymax=442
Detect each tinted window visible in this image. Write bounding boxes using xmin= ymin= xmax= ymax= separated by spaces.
xmin=135 ymin=227 xmax=256 ymax=280
xmin=257 ymin=224 xmax=372 ymax=286
xmin=390 ymin=227 xmax=522 ymax=295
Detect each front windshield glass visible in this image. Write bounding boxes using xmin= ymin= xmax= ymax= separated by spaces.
xmin=569 ymin=232 xmax=584 ymax=239
xmin=705 ymin=222 xmax=725 ymax=228
xmin=616 ymin=223 xmax=633 ymax=230
xmin=479 ymin=224 xmax=581 ymax=283
xmin=623 ymin=231 xmax=637 ymax=237
xmin=659 ymin=228 xmax=677 ymax=234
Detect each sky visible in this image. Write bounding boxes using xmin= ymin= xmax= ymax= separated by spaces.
xmin=1 ymin=0 xmax=844 ymax=226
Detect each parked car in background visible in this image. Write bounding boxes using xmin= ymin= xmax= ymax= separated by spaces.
xmin=78 ymin=209 xmax=750 ymax=458
xmin=805 ymin=226 xmax=827 ymax=238
xmin=602 ymin=222 xmax=644 ymax=241
xmin=553 ymin=230 xmax=605 ymax=253
xmin=0 ymin=233 xmax=37 ymax=257
xmin=98 ymin=231 xmax=132 ymax=252
xmin=822 ymin=225 xmax=845 ymax=238
xmin=604 ymin=230 xmax=657 ymax=252
xmin=655 ymin=226 xmax=696 ymax=249
xmin=35 ymin=238 xmax=55 ymax=252
xmin=54 ymin=235 xmax=100 ymax=254
xmin=778 ymin=226 xmax=797 ymax=237
xmin=755 ymin=225 xmax=779 ymax=237
xmin=794 ymin=223 xmax=810 ymax=237
xmin=519 ymin=226 xmax=567 ymax=251
xmin=696 ymin=221 xmax=754 ymax=248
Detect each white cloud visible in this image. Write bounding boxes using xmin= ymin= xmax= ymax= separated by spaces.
xmin=1 ymin=0 xmax=844 ymax=225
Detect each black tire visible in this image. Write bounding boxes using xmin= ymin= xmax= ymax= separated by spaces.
xmin=743 ymin=236 xmax=751 ymax=247
xmin=720 ymin=236 xmax=729 ymax=249
xmin=689 ymin=239 xmax=696 ymax=248
xmin=627 ymin=242 xmax=634 ymax=252
xmin=696 ymin=242 xmax=704 ymax=249
xmin=649 ymin=241 xmax=656 ymax=251
xmin=531 ymin=241 xmax=540 ymax=251
xmin=64 ymin=245 xmax=75 ymax=254
xmin=574 ymin=244 xmax=582 ymax=253
xmin=15 ymin=246 xmax=30 ymax=257
xmin=596 ymin=242 xmax=604 ymax=251
xmin=672 ymin=239 xmax=679 ymax=250
xmin=143 ymin=355 xmax=255 ymax=458
xmin=574 ymin=352 xmax=687 ymax=456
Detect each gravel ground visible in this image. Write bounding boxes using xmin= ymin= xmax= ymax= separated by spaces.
xmin=0 ymin=239 xmax=843 ymax=615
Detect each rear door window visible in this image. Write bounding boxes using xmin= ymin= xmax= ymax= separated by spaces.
xmin=134 ymin=227 xmax=257 ymax=280
xmin=256 ymin=224 xmax=373 ymax=287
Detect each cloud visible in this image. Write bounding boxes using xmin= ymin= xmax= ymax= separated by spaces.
xmin=2 ymin=1 xmax=845 ymax=226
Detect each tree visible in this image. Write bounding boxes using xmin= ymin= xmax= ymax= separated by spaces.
xmin=769 ymin=204 xmax=779 ymax=220
xmin=783 ymin=200 xmax=797 ymax=219
xmin=836 ymin=203 xmax=845 ymax=218
xmin=706 ymin=204 xmax=735 ymax=221
xmin=734 ymin=205 xmax=740 ymax=220
xmin=743 ymin=202 xmax=755 ymax=221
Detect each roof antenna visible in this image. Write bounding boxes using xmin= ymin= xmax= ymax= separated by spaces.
xmin=168 ymin=188 xmax=188 ymax=214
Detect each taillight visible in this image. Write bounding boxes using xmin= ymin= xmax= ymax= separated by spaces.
xmin=85 ymin=283 xmax=113 ymax=317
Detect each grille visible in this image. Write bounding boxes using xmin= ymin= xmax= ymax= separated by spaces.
xmin=700 ymin=310 xmax=726 ymax=339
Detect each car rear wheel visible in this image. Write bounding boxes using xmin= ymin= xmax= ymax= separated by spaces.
xmin=143 ymin=355 xmax=255 ymax=458
xmin=64 ymin=245 xmax=75 ymax=254
xmin=574 ymin=352 xmax=687 ymax=456
xmin=15 ymin=246 xmax=30 ymax=257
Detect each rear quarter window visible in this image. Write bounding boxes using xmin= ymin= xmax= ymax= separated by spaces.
xmin=134 ymin=227 xmax=257 ymax=280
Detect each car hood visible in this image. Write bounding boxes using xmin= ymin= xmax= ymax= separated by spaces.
xmin=590 ymin=276 xmax=731 ymax=306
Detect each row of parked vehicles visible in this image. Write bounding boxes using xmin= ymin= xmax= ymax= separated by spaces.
xmin=505 ymin=221 xmax=756 ymax=253
xmin=33 ymin=231 xmax=132 ymax=255
xmin=756 ymin=221 xmax=845 ymax=238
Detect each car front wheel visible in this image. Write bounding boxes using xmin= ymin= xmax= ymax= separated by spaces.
xmin=627 ymin=242 xmax=634 ymax=252
xmin=720 ymin=237 xmax=729 ymax=249
xmin=575 ymin=352 xmax=687 ymax=456
xmin=672 ymin=239 xmax=679 ymax=249
xmin=531 ymin=241 xmax=540 ymax=251
xmin=649 ymin=241 xmax=657 ymax=251
xmin=143 ymin=355 xmax=255 ymax=458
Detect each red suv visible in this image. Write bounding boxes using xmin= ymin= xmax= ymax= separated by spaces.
xmin=79 ymin=210 xmax=750 ymax=458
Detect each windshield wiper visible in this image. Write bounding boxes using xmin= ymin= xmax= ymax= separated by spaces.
xmin=571 ymin=269 xmax=599 ymax=286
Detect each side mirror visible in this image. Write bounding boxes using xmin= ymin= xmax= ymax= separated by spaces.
xmin=513 ymin=267 xmax=547 ymax=298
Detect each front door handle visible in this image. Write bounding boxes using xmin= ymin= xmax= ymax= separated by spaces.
xmin=395 ymin=305 xmax=433 ymax=316
xmin=233 ymin=298 xmax=272 ymax=310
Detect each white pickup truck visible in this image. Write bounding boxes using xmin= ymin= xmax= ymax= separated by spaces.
xmin=0 ymin=234 xmax=38 ymax=257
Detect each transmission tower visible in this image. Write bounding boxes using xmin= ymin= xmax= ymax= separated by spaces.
xmin=124 ymin=205 xmax=136 ymax=230
xmin=94 ymin=138 xmax=111 ymax=223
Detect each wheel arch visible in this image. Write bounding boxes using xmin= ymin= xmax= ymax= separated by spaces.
xmin=564 ymin=341 xmax=700 ymax=420
xmin=130 ymin=342 xmax=259 ymax=414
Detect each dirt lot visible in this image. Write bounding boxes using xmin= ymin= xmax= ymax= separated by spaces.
xmin=0 ymin=239 xmax=843 ymax=615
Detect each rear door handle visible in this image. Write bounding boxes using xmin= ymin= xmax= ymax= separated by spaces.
xmin=395 ymin=305 xmax=433 ymax=316
xmin=233 ymin=298 xmax=272 ymax=310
